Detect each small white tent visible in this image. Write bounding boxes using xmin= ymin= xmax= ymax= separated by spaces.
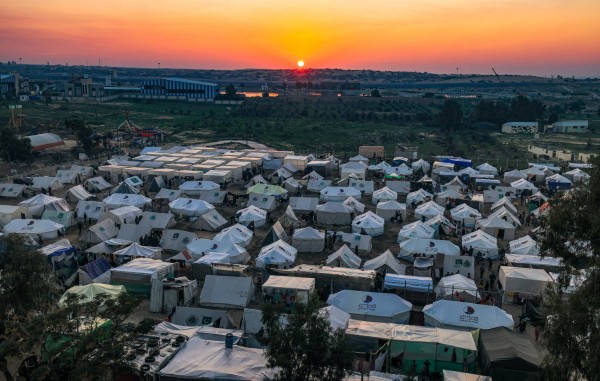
xmin=82 ymin=219 xmax=119 ymax=244
xmin=406 ymin=188 xmax=434 ymax=206
xmin=214 ymin=224 xmax=253 ymax=247
xmin=200 ymin=275 xmax=253 ymax=309
xmin=237 ymin=205 xmax=268 ymax=228
xmin=178 ymin=180 xmax=220 ymax=196
xmin=462 ymin=230 xmax=498 ymax=259
xmin=100 ymin=205 xmax=142 ymax=225
xmin=499 ymin=266 xmax=554 ymax=302
xmin=194 ymin=209 xmax=228 ymax=232
xmin=30 ymin=176 xmax=63 ymax=192
xmin=320 ymin=186 xmax=362 ymax=201
xmin=399 ymin=238 xmax=460 ymax=260
xmin=423 ymin=300 xmax=513 ymax=330
xmin=0 ymin=205 xmax=32 ymax=227
xmin=316 ymin=202 xmax=353 ymax=225
xmin=450 ymin=203 xmax=482 ymax=224
xmin=343 ymin=196 xmax=365 ymax=214
xmin=503 ymin=169 xmax=526 ymax=184
xmin=3 ymin=219 xmax=64 ymax=240
xmin=376 ymin=200 xmax=406 ymax=221
xmin=84 ymin=176 xmax=112 ymax=192
xmin=292 ymin=227 xmax=325 ymax=252
xmin=19 ymin=194 xmax=71 ymax=217
xmin=476 ymin=163 xmax=498 ymax=176
xmin=169 ymin=198 xmax=215 ymax=217
xmin=363 ymin=250 xmax=406 ymax=275
xmin=491 ymin=197 xmax=518 ymax=215
xmin=103 ymin=193 xmax=151 ymax=209
xmin=511 ymin=178 xmax=538 ymax=193
xmin=66 ymin=185 xmax=94 ymax=202
xmin=113 ymin=242 xmax=161 ymax=259
xmin=278 ymin=205 xmax=300 ymax=228
xmin=159 ymin=229 xmax=198 ymax=252
xmin=325 ymin=245 xmax=361 ymax=268
xmin=414 ymin=201 xmax=445 ymax=221
xmin=435 ymin=274 xmax=480 ymax=302
xmin=371 ymin=187 xmax=398 ymax=205
xmin=327 ymin=290 xmax=412 ymax=324
xmin=397 ymin=221 xmax=435 ymax=242
xmin=509 ymin=235 xmax=540 ymax=256
xmin=351 ymin=211 xmax=385 ymax=236
xmin=76 ymin=201 xmax=107 ymax=221
xmin=411 ymin=159 xmax=431 ymax=172
xmin=256 ymin=239 xmax=298 ymax=269
xmin=477 ymin=215 xmax=516 ymax=240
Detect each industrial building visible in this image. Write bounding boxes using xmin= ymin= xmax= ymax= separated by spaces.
xmin=26 ymin=133 xmax=66 ymax=151
xmin=501 ymin=122 xmax=538 ymax=134
xmin=551 ymin=120 xmax=588 ymax=133
xmin=141 ymin=78 xmax=218 ymax=100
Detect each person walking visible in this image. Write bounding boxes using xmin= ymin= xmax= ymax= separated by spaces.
xmin=78 ymin=221 xmax=83 ymax=235
xmin=489 ymin=271 xmax=497 ymax=290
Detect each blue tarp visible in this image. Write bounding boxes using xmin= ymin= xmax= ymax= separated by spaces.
xmin=262 ymin=159 xmax=283 ymax=170
xmin=80 ymin=257 xmax=112 ymax=280
xmin=547 ymin=181 xmax=572 ymax=190
xmin=442 ymin=158 xmax=472 ymax=168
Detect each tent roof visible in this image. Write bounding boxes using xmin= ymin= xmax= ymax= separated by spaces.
xmin=423 ymin=300 xmax=514 ymax=330
xmin=505 ymin=254 xmax=562 ymax=267
xmin=509 ymin=235 xmax=539 ymax=255
xmin=373 ymin=187 xmax=398 ymax=198
xmin=407 ymin=189 xmax=434 ymax=203
xmin=343 ymin=196 xmax=365 ymax=213
xmin=480 ymin=327 xmax=542 ymax=369
xmin=376 ymin=200 xmax=406 ymax=210
xmin=316 ymin=201 xmax=353 ymax=213
xmin=462 ymin=230 xmax=497 ymax=249
xmin=292 ymin=226 xmax=325 ymax=240
xmin=450 ymin=203 xmax=482 ymax=219
xmin=247 ymin=184 xmax=287 ymax=196
xmin=200 ymin=275 xmax=253 ymax=309
xmin=477 ymin=215 xmax=515 ymax=229
xmin=326 ymin=244 xmax=362 ymax=268
xmin=113 ymin=242 xmax=161 ymax=258
xmin=398 ymin=221 xmax=435 ymax=240
xmin=415 ymin=201 xmax=445 ymax=216
xmin=500 ymin=266 xmax=554 ymax=282
xmin=363 ymin=250 xmax=406 ymax=274
xmin=263 ymin=275 xmax=315 ymax=291
xmin=327 ymin=290 xmax=412 ymax=317
xmin=59 ymin=284 xmax=125 ymax=306
xmin=179 ymin=180 xmax=220 ymax=192
xmin=491 ymin=197 xmax=517 ymax=214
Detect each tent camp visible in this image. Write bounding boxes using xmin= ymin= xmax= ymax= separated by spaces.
xmin=103 ymin=193 xmax=151 ymax=209
xmin=113 ymin=242 xmax=162 ymax=259
xmin=19 ymin=194 xmax=71 ymax=217
xmin=461 ymin=230 xmax=498 ymax=259
xmin=214 ymin=224 xmax=253 ymax=247
xmin=0 ymin=183 xmax=26 ymax=198
xmin=320 ymin=186 xmax=362 ymax=201
xmin=399 ymin=238 xmax=460 ymax=261
xmin=0 ymin=205 xmax=31 ymax=227
xmin=289 ymin=197 xmax=319 ymax=213
xmin=477 ymin=215 xmax=516 ymax=240
xmin=325 ymin=245 xmax=362 ymax=269
xmin=169 ymin=198 xmax=214 ymax=217
xmin=316 ymin=202 xmax=353 ymax=225
xmin=100 ymin=205 xmax=142 ymax=226
xmin=59 ymin=284 xmax=125 ymax=306
xmin=352 ymin=211 xmax=385 ymax=236
xmin=82 ymin=219 xmax=119 ymax=244
xmin=363 ymin=250 xmax=406 ymax=275
xmin=499 ymin=266 xmax=554 ymax=302
xmin=376 ymin=200 xmax=406 ymax=222
xmin=41 ymin=210 xmax=75 ymax=228
xmin=423 ymin=300 xmax=513 ymax=330
xmin=508 ymin=235 xmax=540 ymax=256
xmin=291 ymin=227 xmax=325 ymax=252
xmin=65 ymin=185 xmax=94 ymax=202
xmin=160 ymin=229 xmax=198 ymax=252
xmin=371 ymin=187 xmax=398 ymax=204
xmin=278 ymin=205 xmax=300 ymax=228
xmin=414 ymin=201 xmax=445 ymax=221
xmin=256 ymin=239 xmax=298 ymax=269
xmin=200 ymin=275 xmax=253 ymax=309
xmin=30 ymin=176 xmax=63 ymax=192
xmin=406 ymin=188 xmax=433 ymax=206
xmin=343 ymin=196 xmax=365 ymax=214
xmin=397 ymin=221 xmax=435 ymax=242
xmin=84 ymin=176 xmax=112 ymax=192
xmin=237 ymin=205 xmax=268 ymax=228
xmin=479 ymin=327 xmax=541 ymax=381
xmin=76 ymin=201 xmax=107 ymax=221
xmin=178 ymin=180 xmax=220 ymax=196
xmin=327 ymin=290 xmax=412 ymax=324
xmin=3 ymin=219 xmax=64 ymax=240
xmin=434 ymin=274 xmax=480 ymax=302
xmin=247 ymin=194 xmax=277 ymax=211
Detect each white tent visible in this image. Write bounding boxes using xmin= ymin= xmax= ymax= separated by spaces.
xmin=564 ymin=168 xmax=591 ymax=182
xmin=256 ymin=239 xmax=298 ymax=269
xmin=435 ymin=274 xmax=480 ymax=302
xmin=155 ymin=188 xmax=182 ymax=202
xmin=3 ymin=219 xmax=64 ymax=240
xmin=194 ymin=209 xmax=228 ymax=232
xmin=327 ymin=290 xmax=412 ymax=323
xmin=546 ymin=174 xmax=572 ymax=188
xmin=406 ymin=189 xmax=433 ymax=206
xmin=352 ymin=211 xmax=385 ymax=236
xmin=423 ymin=300 xmax=513 ymax=330
xmin=247 ymin=174 xmax=269 ymax=187
xmin=343 ymin=196 xmax=365 ymax=214
xmin=303 ymin=170 xmax=324 ymax=181
xmin=476 ymin=163 xmax=498 ymax=175
xmin=160 ymin=229 xmax=198 ymax=252
xmin=137 ymin=211 xmax=176 ymax=230
xmin=194 ymin=250 xmax=250 ymax=266
xmin=424 ymin=214 xmax=456 ymax=236
xmin=0 ymin=183 xmax=26 ymax=198
xmin=247 ymin=194 xmax=277 ymax=211
xmin=395 ymin=163 xmax=413 ymax=176
xmin=363 ymin=250 xmax=406 ymax=275
xmin=349 ymin=154 xmax=369 ymax=164
xmin=307 ymin=179 xmax=332 ymax=192
xmin=340 ymin=161 xmax=367 ymax=180
xmin=178 ymin=180 xmax=220 ymax=196
xmin=103 ymin=193 xmax=151 ymax=209
xmin=237 ymin=205 xmax=268 ymax=228
xmin=458 ymin=167 xmax=479 ymax=176
xmin=509 ymin=235 xmax=540 ymax=256
xmin=399 ymin=238 xmax=460 ymax=260
xmin=200 ymin=275 xmax=254 ymax=309
xmin=316 ymin=202 xmax=353 ymax=225
xmin=178 ymin=239 xmax=247 ymax=263
xmin=441 ymin=177 xmax=467 ymax=193
xmin=41 ymin=210 xmax=75 ymax=228
xmin=82 ymin=219 xmax=119 ymax=244
xmin=214 ymin=224 xmax=254 ymax=247
xmin=19 ymin=194 xmax=71 ymax=217
xmin=113 ymin=242 xmax=161 ymax=259
xmin=76 ymin=201 xmax=107 ymax=221
xmin=283 ymin=177 xmax=303 ymax=193
xmin=462 ymin=230 xmax=498 ymax=259
xmin=289 ymin=197 xmax=319 ymax=213
xmin=340 ymin=232 xmax=372 ymax=253
xmin=116 ymin=224 xmax=152 ymax=242
xmin=477 ymin=215 xmax=516 ymax=240
xmin=100 ymin=205 xmax=142 ymax=225
xmin=84 ymin=176 xmax=112 ymax=192
xmin=169 ymin=198 xmax=215 ymax=217
xmin=491 ymin=196 xmax=518 ymax=215
xmin=110 ymin=181 xmax=140 ymax=195
xmin=450 ymin=203 xmax=482 ymax=224
xmin=30 ymin=176 xmax=63 ymax=192
xmin=435 ymin=189 xmax=464 ymax=207
xmin=499 ymin=266 xmax=554 ymax=301
xmin=371 ymin=187 xmax=398 ymax=205
xmin=376 ymin=200 xmax=406 ymax=221
xmin=292 ymin=227 xmax=325 ymax=252
xmin=397 ymin=221 xmax=435 ymax=242
xmin=278 ymin=205 xmax=300 ymax=228
xmin=56 ymin=170 xmax=79 ymax=185
xmin=347 ymin=179 xmax=374 ymax=195
xmin=503 ymin=169 xmax=526 ymax=184
xmin=66 ymin=185 xmax=94 ymax=202
xmin=70 ymin=165 xmax=93 ymax=177
xmin=510 ymin=178 xmax=538 ymax=193
xmin=506 ymin=254 xmax=562 ymax=269
xmin=319 ymin=305 xmax=350 ymax=331
xmin=326 ymin=244 xmax=362 ymax=268
xmin=411 ymin=159 xmax=431 ymax=172
xmin=0 ymin=205 xmax=32 ymax=227
xmin=414 ymin=201 xmax=445 ymax=221
xmin=320 ymin=186 xmax=362 ymax=201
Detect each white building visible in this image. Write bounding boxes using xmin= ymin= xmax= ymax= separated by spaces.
xmin=501 ymin=122 xmax=538 ymax=134
xmin=552 ymin=120 xmax=588 ymax=133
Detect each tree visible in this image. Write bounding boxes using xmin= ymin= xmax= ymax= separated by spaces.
xmin=0 ymin=126 xmax=32 ymax=162
xmin=439 ymin=99 xmax=463 ymax=135
xmin=509 ymin=95 xmax=545 ymax=121
xmin=65 ymin=118 xmax=94 ymax=154
xmin=537 ymin=156 xmax=600 ymax=380
xmin=370 ymin=89 xmax=382 ymax=97
xmin=261 ymin=295 xmax=353 ymax=381
xmin=225 ymin=84 xmax=237 ymax=97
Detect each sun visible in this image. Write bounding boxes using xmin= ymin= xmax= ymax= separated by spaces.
xmin=297 ymin=60 xmax=305 ymax=68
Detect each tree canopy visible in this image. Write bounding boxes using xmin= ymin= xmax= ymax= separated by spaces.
xmin=537 ymin=156 xmax=600 ymax=380
xmin=0 ymin=126 xmax=32 ymax=162
xmin=261 ymin=295 xmax=353 ymax=381
xmin=439 ymin=99 xmax=463 ymax=135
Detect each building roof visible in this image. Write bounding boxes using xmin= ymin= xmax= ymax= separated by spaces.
xmin=165 ymin=77 xmax=218 ymax=87
xmin=26 ymin=133 xmax=65 ymax=151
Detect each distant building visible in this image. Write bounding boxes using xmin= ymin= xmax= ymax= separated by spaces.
xmin=528 ymin=144 xmax=574 ymax=161
xmin=0 ymin=74 xmax=19 ymax=96
xmin=551 ymin=120 xmax=588 ymax=133
xmin=141 ymin=78 xmax=218 ymax=100
xmin=65 ymin=76 xmax=105 ymax=98
xmin=501 ymin=122 xmax=538 ymax=134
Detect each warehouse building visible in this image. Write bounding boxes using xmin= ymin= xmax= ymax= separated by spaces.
xmin=141 ymin=78 xmax=218 ymax=100
xmin=551 ymin=120 xmax=588 ymax=133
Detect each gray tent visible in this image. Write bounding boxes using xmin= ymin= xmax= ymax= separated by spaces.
xmin=261 ymin=221 xmax=288 ymax=247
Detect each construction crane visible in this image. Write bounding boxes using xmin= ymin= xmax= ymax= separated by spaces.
xmin=491 ymin=68 xmax=502 ymax=82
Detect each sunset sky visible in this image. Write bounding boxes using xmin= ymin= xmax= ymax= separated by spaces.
xmin=2 ymin=0 xmax=600 ymax=76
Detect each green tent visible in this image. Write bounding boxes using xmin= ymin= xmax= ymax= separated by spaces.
xmin=247 ymin=184 xmax=288 ymax=197
xmin=59 ymin=284 xmax=126 ymax=306
xmin=385 ymin=173 xmax=404 ymax=180
xmin=41 ymin=210 xmax=75 ymax=228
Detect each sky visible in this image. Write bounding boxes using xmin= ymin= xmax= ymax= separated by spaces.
xmin=2 ymin=0 xmax=600 ymax=76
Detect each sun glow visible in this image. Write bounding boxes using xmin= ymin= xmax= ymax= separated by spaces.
xmin=297 ymin=60 xmax=305 ymax=68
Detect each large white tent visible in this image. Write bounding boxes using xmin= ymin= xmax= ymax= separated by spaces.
xmin=307 ymin=179 xmax=332 ymax=192
xmin=291 ymin=227 xmax=325 ymax=252
xmin=499 ymin=266 xmax=554 ymax=302
xmin=510 ymin=178 xmax=538 ymax=193
xmin=490 ymin=207 xmax=521 ymax=228
xmin=462 ymin=230 xmax=498 ymax=259
xmin=376 ymin=200 xmax=406 ymax=221
xmin=411 ymin=159 xmax=431 ymax=172
xmin=434 ymin=274 xmax=480 ymax=302
xmin=247 ymin=194 xmax=277 ymax=211
xmin=371 ymin=187 xmax=398 ymax=204
xmin=327 ymin=290 xmax=412 ymax=323
xmin=423 ymin=300 xmax=513 ymax=330
xmin=564 ymin=168 xmax=591 ymax=182
xmin=503 ymin=169 xmax=527 ymax=184
xmin=491 ymin=197 xmax=518 ymax=215
xmin=159 ymin=229 xmax=198 ymax=252
xmin=214 ymin=224 xmax=253 ymax=247
xmin=477 ymin=215 xmax=516 ymax=240
xmin=343 ymin=196 xmax=365 ymax=214
xmin=19 ymin=194 xmax=71 ymax=217
xmin=76 ymin=201 xmax=107 ymax=221
xmin=325 ymin=244 xmax=362 ymax=268
xmin=30 ymin=176 xmax=63 ymax=192
xmin=320 ymin=186 xmax=362 ymax=201
xmin=100 ymin=205 xmax=142 ymax=225
xmin=441 ymin=177 xmax=467 ymax=193
xmin=200 ymin=275 xmax=254 ymax=309
xmin=476 ymin=163 xmax=498 ymax=176
xmin=363 ymin=250 xmax=406 ymax=275
xmin=84 ymin=176 xmax=112 ymax=192
xmin=278 ymin=205 xmax=300 ymax=228
xmin=397 ymin=221 xmax=435 ymax=242
xmin=169 ymin=198 xmax=215 ymax=217
xmin=174 ymin=239 xmax=247 ymax=263
xmin=0 ymin=183 xmax=26 ymax=198
xmin=178 ymin=180 xmax=220 ymax=196
xmin=450 ymin=203 xmax=482 ymax=225
xmin=138 ymin=211 xmax=176 ymax=230
xmin=82 ymin=219 xmax=119 ymax=244
xmin=414 ymin=201 xmax=445 ymax=221
xmin=193 ymin=209 xmax=228 ymax=232
xmin=340 ymin=161 xmax=367 ymax=179
xmin=315 ymin=202 xmax=353 ymax=225
xmin=509 ymin=235 xmax=540 ymax=256
xmin=3 ymin=219 xmax=64 ymax=240
xmin=113 ymin=242 xmax=161 ymax=259
xmin=66 ymin=185 xmax=94 ymax=202
xmin=352 ymin=211 xmax=385 ymax=236
xmin=399 ymin=238 xmax=460 ymax=260
xmin=0 ymin=205 xmax=32 ymax=227
xmin=256 ymin=239 xmax=298 ymax=269
xmin=103 ymin=193 xmax=151 ymax=209
xmin=237 ymin=205 xmax=268 ymax=228
xmin=406 ymin=189 xmax=433 ymax=205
